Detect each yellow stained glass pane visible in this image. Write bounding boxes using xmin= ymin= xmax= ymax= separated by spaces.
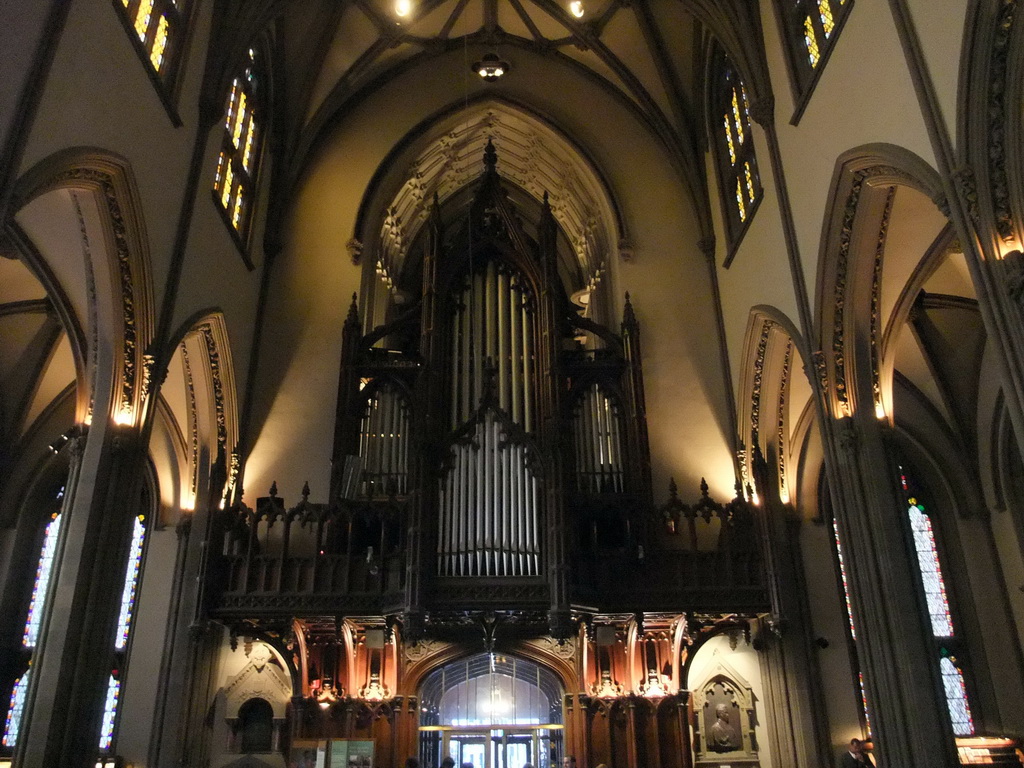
xmin=150 ymin=15 xmax=169 ymax=71
xmin=804 ymin=16 xmax=820 ymax=67
xmin=225 ymin=82 xmax=238 ymax=131
xmin=232 ymin=92 xmax=248 ymax=149
xmin=819 ymin=0 xmax=835 ymax=38
xmin=736 ymin=179 xmax=747 ymax=221
xmin=242 ymin=116 xmax=256 ymax=171
xmin=214 ymin=152 xmax=226 ymax=191
xmin=232 ymin=186 xmax=244 ymax=228
xmin=221 ymin=163 xmax=234 ymax=209
xmin=135 ymin=0 xmax=154 ymax=42
xmin=122 ymin=0 xmax=129 ymax=6
xmin=731 ymin=90 xmax=744 ymax=144
xmin=723 ymin=117 xmax=736 ymax=164
xmin=745 ymin=162 xmax=756 ymax=202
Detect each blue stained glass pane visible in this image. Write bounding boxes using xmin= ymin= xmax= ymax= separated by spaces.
xmin=115 ymin=516 xmax=146 ymax=650
xmin=940 ymin=657 xmax=974 ymax=736
xmin=98 ymin=675 xmax=120 ymax=751
xmin=23 ymin=512 xmax=64 ymax=647
xmin=2 ymin=671 xmax=30 ymax=747
xmin=907 ymin=503 xmax=954 ymax=637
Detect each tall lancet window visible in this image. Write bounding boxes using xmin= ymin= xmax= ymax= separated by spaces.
xmin=438 ymin=259 xmax=541 ymax=577
xmin=900 ymin=470 xmax=975 ymax=736
xmin=3 ymin=476 xmax=67 ymax=753
xmin=357 ymin=381 xmax=411 ymax=497
xmin=572 ymin=384 xmax=624 ymax=494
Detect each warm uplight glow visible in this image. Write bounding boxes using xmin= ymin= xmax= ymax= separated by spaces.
xmin=569 ymin=1 xmax=585 ymax=17
xmin=114 ymin=409 xmax=134 ymax=426
xmin=395 ymin=0 xmax=412 ymax=17
xmin=875 ymin=401 xmax=886 ymax=420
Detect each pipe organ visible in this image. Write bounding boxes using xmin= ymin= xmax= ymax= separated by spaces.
xmin=572 ymin=384 xmax=625 ymax=494
xmin=438 ymin=261 xmax=541 ymax=577
xmin=357 ymin=382 xmax=410 ymax=497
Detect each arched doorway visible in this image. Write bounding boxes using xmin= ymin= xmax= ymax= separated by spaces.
xmin=419 ymin=653 xmax=563 ymax=768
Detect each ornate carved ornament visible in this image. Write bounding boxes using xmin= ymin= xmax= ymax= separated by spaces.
xmin=988 ymin=0 xmax=1018 ymax=242
xmin=869 ymin=187 xmax=896 ymax=417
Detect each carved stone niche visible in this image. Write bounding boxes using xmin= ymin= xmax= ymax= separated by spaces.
xmin=222 ymin=642 xmax=293 ymax=754
xmin=692 ymin=658 xmax=759 ymax=768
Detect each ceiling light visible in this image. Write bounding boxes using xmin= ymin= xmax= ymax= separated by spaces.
xmin=569 ymin=1 xmax=585 ymax=18
xmin=474 ymin=53 xmax=509 ymax=81
xmin=395 ymin=0 xmax=412 ymax=17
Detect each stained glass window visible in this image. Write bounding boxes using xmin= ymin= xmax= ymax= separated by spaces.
xmin=114 ymin=516 xmax=147 ymax=651
xmin=832 ymin=518 xmax=856 ymax=639
xmin=117 ymin=0 xmax=187 ymax=78
xmin=777 ymin=0 xmax=853 ymax=97
xmin=213 ymin=48 xmax=264 ymax=241
xmin=713 ymin=53 xmax=761 ymax=246
xmin=858 ymin=672 xmax=871 ymax=737
xmin=941 ymin=656 xmax=975 ymax=736
xmin=98 ymin=674 xmax=120 ymax=751
xmin=2 ymin=671 xmax=29 ymax=748
xmin=905 ymin=495 xmax=953 ymax=637
xmin=23 ymin=511 xmax=64 ymax=648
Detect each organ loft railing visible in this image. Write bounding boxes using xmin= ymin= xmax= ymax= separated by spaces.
xmin=202 ymin=144 xmax=768 ymax=622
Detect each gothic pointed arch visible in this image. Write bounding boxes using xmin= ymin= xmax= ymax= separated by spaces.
xmin=813 ymin=144 xmax=946 ymax=421
xmin=737 ymin=307 xmax=809 ymax=507
xmin=11 ymin=148 xmax=156 ymax=429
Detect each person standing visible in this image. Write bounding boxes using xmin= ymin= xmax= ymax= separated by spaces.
xmin=840 ymin=739 xmax=875 ymax=768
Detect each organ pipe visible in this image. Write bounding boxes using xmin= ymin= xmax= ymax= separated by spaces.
xmin=573 ymin=384 xmax=624 ymax=494
xmin=438 ymin=267 xmax=541 ymax=577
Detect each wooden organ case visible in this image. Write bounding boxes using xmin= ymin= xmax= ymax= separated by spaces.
xmin=330 ymin=141 xmax=657 ymax=636
xmin=205 ymin=144 xmax=768 ymax=768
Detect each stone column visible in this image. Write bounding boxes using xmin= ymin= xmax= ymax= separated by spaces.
xmin=750 ymin=447 xmax=832 ymax=768
xmin=825 ymin=415 xmax=959 ymax=768
xmin=17 ymin=425 xmax=149 ymax=768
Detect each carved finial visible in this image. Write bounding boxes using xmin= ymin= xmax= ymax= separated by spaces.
xmin=269 ymin=481 xmax=278 ymax=497
xmin=345 ymin=293 xmax=359 ymax=326
xmin=734 ymin=478 xmax=744 ymax=499
xmin=699 ymin=477 xmax=710 ymax=498
xmin=302 ymin=481 xmax=311 ymax=500
xmin=484 ymin=138 xmax=497 ymax=171
xmin=667 ymin=477 xmax=678 ymax=500
xmin=622 ymin=292 xmax=637 ymax=326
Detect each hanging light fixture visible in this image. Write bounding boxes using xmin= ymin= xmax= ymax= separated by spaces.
xmin=474 ymin=52 xmax=509 ymax=81
xmin=395 ymin=0 xmax=412 ymax=18
xmin=569 ymin=0 xmax=585 ymax=17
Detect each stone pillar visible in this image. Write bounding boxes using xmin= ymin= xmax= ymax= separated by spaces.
xmin=17 ymin=425 xmax=149 ymax=768
xmin=750 ymin=447 xmax=832 ymax=768
xmin=826 ymin=415 xmax=959 ymax=768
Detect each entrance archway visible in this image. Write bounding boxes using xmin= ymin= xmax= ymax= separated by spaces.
xmin=419 ymin=653 xmax=564 ymax=768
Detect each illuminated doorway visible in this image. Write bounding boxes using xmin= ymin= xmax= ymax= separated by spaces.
xmin=419 ymin=653 xmax=564 ymax=768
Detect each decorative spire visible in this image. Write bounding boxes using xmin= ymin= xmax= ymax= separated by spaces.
xmin=622 ymin=291 xmax=637 ymax=326
xmin=345 ymin=292 xmax=359 ymax=327
xmin=483 ymin=138 xmax=497 ymax=172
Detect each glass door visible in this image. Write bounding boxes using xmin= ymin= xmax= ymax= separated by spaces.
xmin=446 ymin=731 xmax=490 ymax=768
xmin=494 ymin=729 xmax=534 ymax=768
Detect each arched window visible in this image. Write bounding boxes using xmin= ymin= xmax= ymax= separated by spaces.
xmin=711 ymin=51 xmax=761 ymax=254
xmin=900 ymin=470 xmax=975 ymax=736
xmin=213 ymin=46 xmax=267 ymax=246
xmin=2 ymin=470 xmax=68 ymax=753
xmin=116 ymin=0 xmax=190 ymax=86
xmin=97 ymin=478 xmax=153 ymax=754
xmin=831 ymin=517 xmax=871 ymax=735
xmin=773 ymin=0 xmax=853 ymax=114
xmin=238 ymin=698 xmax=274 ymax=753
